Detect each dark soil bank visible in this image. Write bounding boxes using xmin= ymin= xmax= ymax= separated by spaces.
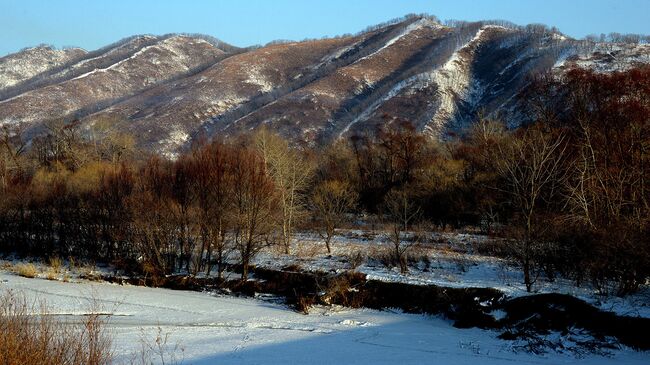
xmin=101 ymin=266 xmax=650 ymax=350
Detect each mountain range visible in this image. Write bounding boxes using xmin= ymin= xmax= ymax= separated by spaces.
xmin=1 ymin=15 xmax=648 ymax=157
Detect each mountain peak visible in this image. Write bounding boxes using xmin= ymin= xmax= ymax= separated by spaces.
xmin=0 ymin=18 xmax=648 ymax=156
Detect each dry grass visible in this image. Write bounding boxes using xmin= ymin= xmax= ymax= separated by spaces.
xmin=345 ymin=250 xmax=366 ymax=270
xmin=0 ymin=291 xmax=113 ymax=365
xmin=48 ymin=256 xmax=64 ymax=273
xmin=14 ymin=262 xmax=39 ymax=278
xmin=0 ymin=289 xmax=186 ymax=365
xmin=127 ymin=327 xmax=186 ymax=365
xmin=45 ymin=269 xmax=58 ymax=281
xmin=295 ymin=240 xmax=326 ymax=258
xmin=79 ymin=262 xmax=102 ymax=281
xmin=0 ymin=261 xmax=13 ymax=270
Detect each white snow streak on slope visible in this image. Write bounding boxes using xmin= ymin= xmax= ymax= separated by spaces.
xmin=159 ymin=128 xmax=190 ymax=160
xmin=70 ymin=36 xmax=204 ymax=81
xmin=339 ymin=25 xmax=497 ymax=137
xmin=354 ymin=18 xmax=443 ymax=64
xmin=0 ymin=36 xmax=204 ymax=110
xmin=1 ymin=271 xmax=648 ymax=365
xmin=423 ymin=26 xmax=494 ymax=132
xmin=338 ymin=76 xmax=417 ymax=137
xmin=337 ymin=19 xmax=445 ymax=136
xmin=68 ymin=44 xmax=156 ymax=81
xmin=314 ymin=39 xmax=363 ymax=70
xmin=54 ymin=36 xmax=158 ymax=78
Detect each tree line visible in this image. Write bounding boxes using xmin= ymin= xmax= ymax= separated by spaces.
xmin=1 ymin=66 xmax=648 ymax=295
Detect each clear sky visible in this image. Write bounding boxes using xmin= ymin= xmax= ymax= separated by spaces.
xmin=1 ymin=0 xmax=649 ymax=56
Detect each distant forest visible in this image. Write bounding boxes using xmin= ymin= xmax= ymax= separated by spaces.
xmin=1 ymin=66 xmax=649 ymax=296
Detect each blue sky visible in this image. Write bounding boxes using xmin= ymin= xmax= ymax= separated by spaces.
xmin=1 ymin=0 xmax=649 ymax=56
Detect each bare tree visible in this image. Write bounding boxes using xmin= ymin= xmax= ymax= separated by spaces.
xmin=0 ymin=126 xmax=27 ymax=193
xmin=129 ymin=157 xmax=178 ymax=276
xmin=189 ymin=142 xmax=233 ymax=278
xmin=255 ymin=128 xmax=313 ymax=254
xmin=229 ymin=148 xmax=278 ymax=280
xmin=494 ymin=125 xmax=567 ymax=292
xmin=383 ymin=187 xmax=421 ymax=274
xmin=167 ymin=156 xmax=198 ymax=273
xmin=311 ymin=180 xmax=357 ymax=253
xmin=86 ymin=116 xmax=136 ymax=165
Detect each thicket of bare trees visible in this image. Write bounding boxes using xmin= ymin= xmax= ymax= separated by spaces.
xmin=0 ymin=128 xmax=286 ymax=280
xmin=0 ymin=66 xmax=647 ymax=294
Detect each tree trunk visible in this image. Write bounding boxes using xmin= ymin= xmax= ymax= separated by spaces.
xmin=524 ymin=256 xmax=532 ymax=292
xmin=325 ymin=236 xmax=331 ymax=254
xmin=241 ymin=262 xmax=249 ymax=281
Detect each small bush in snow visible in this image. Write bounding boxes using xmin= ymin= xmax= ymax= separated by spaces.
xmin=14 ymin=263 xmax=38 ymax=278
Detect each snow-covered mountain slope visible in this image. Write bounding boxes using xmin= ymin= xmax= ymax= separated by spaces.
xmin=0 ymin=46 xmax=86 ymax=90
xmin=0 ymin=16 xmax=648 ymax=155
xmin=0 ymin=35 xmax=229 ymax=133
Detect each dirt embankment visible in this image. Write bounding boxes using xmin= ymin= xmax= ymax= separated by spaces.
xmin=100 ymin=265 xmax=650 ymax=351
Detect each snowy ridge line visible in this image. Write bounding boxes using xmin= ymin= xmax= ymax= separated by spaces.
xmin=69 ymin=35 xmax=208 ymax=82
xmin=0 ymin=38 xmax=158 ymax=101
xmin=314 ymin=40 xmax=362 ymax=69
xmin=69 ymin=42 xmax=162 ymax=81
xmin=0 ymin=40 xmax=166 ymax=104
xmin=0 ymin=49 xmax=85 ymax=102
xmin=353 ymin=18 xmax=445 ymax=64
xmin=63 ymin=36 xmax=156 ymax=73
xmin=0 ymin=35 xmax=211 ymax=109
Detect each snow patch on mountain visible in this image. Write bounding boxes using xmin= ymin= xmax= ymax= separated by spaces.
xmin=244 ymin=65 xmax=274 ymax=93
xmin=160 ymin=128 xmax=190 ymax=159
xmin=49 ymin=36 xmax=158 ymax=80
xmin=339 ymin=76 xmax=419 ymax=137
xmin=557 ymin=43 xmax=650 ymax=72
xmin=339 ymin=25 xmax=510 ymax=137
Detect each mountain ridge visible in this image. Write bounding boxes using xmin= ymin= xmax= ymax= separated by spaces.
xmin=1 ymin=15 xmax=648 ymax=157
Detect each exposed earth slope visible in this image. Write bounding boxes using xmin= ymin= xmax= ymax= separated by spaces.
xmin=1 ymin=16 xmax=648 ymax=155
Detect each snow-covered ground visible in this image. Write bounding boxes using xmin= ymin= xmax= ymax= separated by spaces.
xmin=254 ymin=231 xmax=650 ymax=319
xmin=1 ymin=270 xmax=648 ymax=365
